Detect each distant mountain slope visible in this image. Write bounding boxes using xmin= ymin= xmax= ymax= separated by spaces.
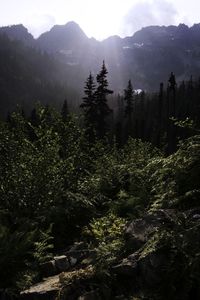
xmin=37 ymin=21 xmax=89 ymax=52
xmin=0 ymin=24 xmax=35 ymax=47
xmin=35 ymin=22 xmax=200 ymax=91
xmin=1 ymin=21 xmax=200 ymax=115
xmin=0 ymin=34 xmax=78 ymax=118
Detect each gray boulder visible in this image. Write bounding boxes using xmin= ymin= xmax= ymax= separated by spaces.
xmin=125 ymin=209 xmax=176 ymax=251
xmin=40 ymin=260 xmax=57 ymax=278
xmin=114 ymin=209 xmax=179 ymax=290
xmin=20 ymin=275 xmax=60 ymax=300
xmin=54 ymin=255 xmax=70 ymax=273
xmin=40 ymin=255 xmax=78 ymax=278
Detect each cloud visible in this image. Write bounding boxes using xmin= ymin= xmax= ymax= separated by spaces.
xmin=121 ymin=0 xmax=178 ymax=36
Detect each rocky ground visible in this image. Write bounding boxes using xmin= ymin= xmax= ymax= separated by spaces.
xmin=10 ymin=208 xmax=200 ymax=300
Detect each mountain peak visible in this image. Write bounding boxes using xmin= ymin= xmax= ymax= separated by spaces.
xmin=48 ymin=21 xmax=87 ymax=39
xmin=64 ymin=21 xmax=81 ymax=29
xmin=1 ymin=24 xmax=28 ymax=32
xmin=37 ymin=21 xmax=88 ymax=52
xmin=178 ymin=23 xmax=189 ymax=29
xmin=0 ymin=24 xmax=34 ymax=46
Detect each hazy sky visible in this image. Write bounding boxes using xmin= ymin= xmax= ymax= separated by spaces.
xmin=0 ymin=0 xmax=199 ymax=39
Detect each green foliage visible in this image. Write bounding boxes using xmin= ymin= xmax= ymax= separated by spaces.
xmin=149 ymin=135 xmax=200 ymax=210
xmin=1 ymin=97 xmax=200 ymax=298
xmin=0 ymin=224 xmax=53 ymax=290
xmin=136 ymin=214 xmax=200 ymax=300
xmin=78 ymin=138 xmax=161 ymax=218
xmin=0 ymin=107 xmax=95 ymax=291
xmin=85 ymin=213 xmax=126 ymax=274
xmin=171 ymin=117 xmax=196 ymax=130
xmin=33 ymin=227 xmax=54 ymax=264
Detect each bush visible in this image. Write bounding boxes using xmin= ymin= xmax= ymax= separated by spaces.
xmin=84 ymin=213 xmax=126 ymax=274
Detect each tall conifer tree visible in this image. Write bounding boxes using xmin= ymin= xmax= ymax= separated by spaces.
xmin=61 ymin=99 xmax=69 ymax=122
xmin=95 ymin=61 xmax=113 ymax=139
xmin=124 ymin=80 xmax=134 ymax=138
xmin=80 ymin=72 xmax=96 ymax=142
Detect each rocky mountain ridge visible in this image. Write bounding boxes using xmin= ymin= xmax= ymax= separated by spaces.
xmin=1 ymin=22 xmax=200 ymax=92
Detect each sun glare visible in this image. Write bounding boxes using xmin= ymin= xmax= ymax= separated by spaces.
xmin=54 ymin=0 xmax=132 ymax=40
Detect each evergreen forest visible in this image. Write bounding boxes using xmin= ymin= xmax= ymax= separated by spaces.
xmin=0 ymin=59 xmax=200 ymax=300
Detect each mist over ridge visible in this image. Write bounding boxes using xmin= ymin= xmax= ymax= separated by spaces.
xmin=1 ymin=20 xmax=200 ymax=115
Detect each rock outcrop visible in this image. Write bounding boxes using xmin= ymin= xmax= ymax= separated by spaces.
xmin=20 ymin=276 xmax=60 ymax=300
xmin=113 ymin=208 xmax=200 ymax=299
xmin=20 ymin=209 xmax=200 ymax=299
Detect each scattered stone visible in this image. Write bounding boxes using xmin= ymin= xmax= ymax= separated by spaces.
xmin=20 ymin=275 xmax=60 ymax=300
xmin=54 ymin=255 xmax=70 ymax=273
xmin=23 ymin=208 xmax=200 ymax=299
xmin=40 ymin=260 xmax=57 ymax=278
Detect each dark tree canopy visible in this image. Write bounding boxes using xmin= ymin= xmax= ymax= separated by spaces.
xmin=124 ymin=79 xmax=134 ymax=117
xmin=123 ymin=79 xmax=134 ymax=139
xmin=95 ymin=61 xmax=113 ymax=138
xmin=168 ymin=72 xmax=176 ymax=90
xmin=61 ymin=99 xmax=69 ymax=122
xmin=80 ymin=72 xmax=96 ymax=141
xmin=80 ymin=62 xmax=113 ymax=140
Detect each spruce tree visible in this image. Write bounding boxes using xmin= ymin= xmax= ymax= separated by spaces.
xmin=124 ymin=80 xmax=134 ymax=138
xmin=95 ymin=61 xmax=113 ymax=139
xmin=61 ymin=99 xmax=69 ymax=122
xmin=124 ymin=80 xmax=134 ymax=117
xmin=80 ymin=72 xmax=96 ymax=142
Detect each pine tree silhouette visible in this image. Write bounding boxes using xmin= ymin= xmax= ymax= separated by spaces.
xmin=95 ymin=61 xmax=113 ymax=139
xmin=61 ymin=99 xmax=69 ymax=122
xmin=124 ymin=79 xmax=134 ymax=138
xmin=80 ymin=72 xmax=96 ymax=142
